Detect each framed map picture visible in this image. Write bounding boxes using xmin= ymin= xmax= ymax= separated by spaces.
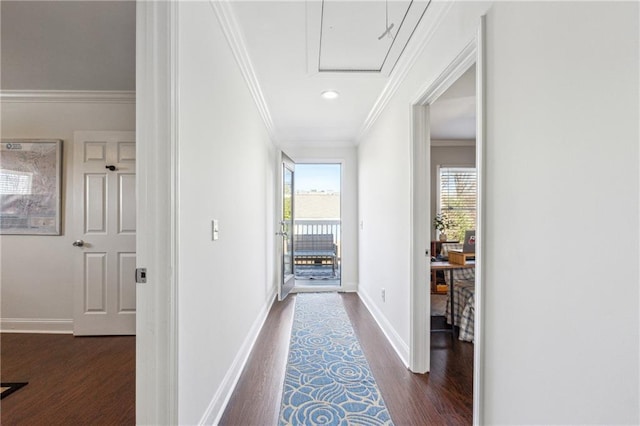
xmin=0 ymin=140 xmax=62 ymax=235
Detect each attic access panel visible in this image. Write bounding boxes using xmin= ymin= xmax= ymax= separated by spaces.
xmin=312 ymin=0 xmax=431 ymax=75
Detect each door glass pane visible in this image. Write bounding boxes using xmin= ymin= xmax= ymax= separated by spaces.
xmin=283 ymin=165 xmax=293 ymax=277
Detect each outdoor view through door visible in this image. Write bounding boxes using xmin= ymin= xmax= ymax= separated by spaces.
xmin=294 ymin=164 xmax=341 ymax=287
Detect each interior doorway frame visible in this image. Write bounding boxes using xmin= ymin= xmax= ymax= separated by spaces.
xmin=135 ymin=1 xmax=179 ymax=424
xmin=409 ymin=16 xmax=486 ymax=425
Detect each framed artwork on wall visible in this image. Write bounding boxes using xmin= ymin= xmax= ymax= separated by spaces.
xmin=0 ymin=139 xmax=63 ymax=235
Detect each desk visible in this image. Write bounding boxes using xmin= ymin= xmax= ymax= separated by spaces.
xmin=431 ymin=261 xmax=475 ymax=339
xmin=430 ymin=241 xmax=458 ymax=293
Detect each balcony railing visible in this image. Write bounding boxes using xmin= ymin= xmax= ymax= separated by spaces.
xmin=294 ymin=219 xmax=340 ymax=246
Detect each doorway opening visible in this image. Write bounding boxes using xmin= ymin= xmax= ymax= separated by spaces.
xmin=427 ymin=64 xmax=478 ymax=415
xmin=429 ymin=63 xmax=477 ymax=354
xmin=293 ymin=163 xmax=341 ymax=288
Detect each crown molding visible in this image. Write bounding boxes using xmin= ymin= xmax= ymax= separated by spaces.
xmin=0 ymin=90 xmax=135 ymax=104
xmin=356 ymin=0 xmax=455 ymax=143
xmin=412 ymin=39 xmax=477 ymax=106
xmin=209 ymin=0 xmax=277 ymax=144
xmin=278 ymin=139 xmax=357 ymax=150
xmin=431 ymin=139 xmax=476 ymax=147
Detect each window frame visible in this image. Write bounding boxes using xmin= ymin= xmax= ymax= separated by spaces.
xmin=436 ymin=164 xmax=477 ymax=241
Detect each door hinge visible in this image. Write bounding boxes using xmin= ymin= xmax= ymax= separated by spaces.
xmin=136 ymin=268 xmax=147 ymax=283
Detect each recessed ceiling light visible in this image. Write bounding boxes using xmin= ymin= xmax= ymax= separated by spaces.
xmin=321 ymin=90 xmax=339 ymax=100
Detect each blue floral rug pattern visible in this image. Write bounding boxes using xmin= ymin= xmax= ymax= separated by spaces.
xmin=295 ymin=265 xmax=338 ymax=280
xmin=279 ymin=293 xmax=393 ymax=425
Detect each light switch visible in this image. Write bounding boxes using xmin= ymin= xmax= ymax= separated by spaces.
xmin=212 ymin=219 xmax=219 ymax=241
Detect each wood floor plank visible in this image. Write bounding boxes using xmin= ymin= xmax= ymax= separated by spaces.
xmin=221 ymin=292 xmax=473 ymax=425
xmin=0 ymin=333 xmax=135 ymax=426
xmin=219 ymin=295 xmax=296 ymax=426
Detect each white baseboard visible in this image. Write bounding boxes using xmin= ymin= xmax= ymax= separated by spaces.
xmin=357 ymin=289 xmax=410 ymax=367
xmin=292 ymin=281 xmax=358 ymax=293
xmin=200 ymin=289 xmax=278 ymax=425
xmin=1 ymin=318 xmax=73 ymax=334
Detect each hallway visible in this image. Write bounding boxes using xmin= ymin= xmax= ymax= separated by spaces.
xmin=3 ymin=1 xmax=635 ymax=423
xmin=220 ymin=293 xmax=473 ymax=425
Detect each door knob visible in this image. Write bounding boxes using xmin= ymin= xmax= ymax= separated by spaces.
xmin=72 ymin=240 xmax=85 ymax=247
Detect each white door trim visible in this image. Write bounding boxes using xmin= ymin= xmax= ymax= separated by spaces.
xmin=136 ymin=1 xmax=179 ymax=424
xmin=409 ymin=102 xmax=430 ymax=374
xmin=473 ymin=17 xmax=486 ymax=424
xmin=409 ymin=16 xmax=486 ymax=425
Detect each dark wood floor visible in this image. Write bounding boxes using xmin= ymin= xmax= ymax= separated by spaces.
xmin=1 ymin=333 xmax=135 ymax=425
xmin=221 ymin=293 xmax=474 ymax=425
xmin=1 ymin=294 xmax=472 ymax=425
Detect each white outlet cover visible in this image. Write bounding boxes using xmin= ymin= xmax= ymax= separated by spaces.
xmin=212 ymin=219 xmax=219 ymax=240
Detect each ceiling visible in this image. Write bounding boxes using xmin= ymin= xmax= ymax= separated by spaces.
xmin=430 ymin=65 xmax=476 ymax=140
xmin=230 ymin=0 xmax=475 ymax=144
xmin=1 ymin=0 xmax=475 ymax=144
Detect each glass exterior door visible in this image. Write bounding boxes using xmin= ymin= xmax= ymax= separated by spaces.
xmin=279 ymin=153 xmax=295 ymax=300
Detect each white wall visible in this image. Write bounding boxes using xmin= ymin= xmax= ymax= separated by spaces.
xmin=430 ymin=143 xmax=475 ymax=240
xmin=176 ymin=2 xmax=276 ymax=424
xmin=0 ymin=100 xmax=135 ymax=332
xmin=483 ymin=2 xmax=638 ymax=423
xmin=280 ymin=144 xmax=359 ymax=291
xmin=358 ymin=1 xmax=639 ymax=423
xmin=1 ymin=1 xmax=135 ymax=91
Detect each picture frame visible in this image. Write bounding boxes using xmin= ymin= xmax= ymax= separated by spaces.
xmin=0 ymin=139 xmax=63 ymax=235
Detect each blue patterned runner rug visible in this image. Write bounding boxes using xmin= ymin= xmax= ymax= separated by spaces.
xmin=279 ymin=293 xmax=394 ymax=425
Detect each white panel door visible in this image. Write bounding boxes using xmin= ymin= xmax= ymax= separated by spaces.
xmin=73 ymin=131 xmax=136 ymax=335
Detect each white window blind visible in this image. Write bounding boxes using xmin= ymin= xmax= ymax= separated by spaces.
xmin=439 ymin=167 xmax=477 ymax=240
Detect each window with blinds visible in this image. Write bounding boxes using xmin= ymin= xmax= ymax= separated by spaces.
xmin=439 ymin=166 xmax=477 ymax=242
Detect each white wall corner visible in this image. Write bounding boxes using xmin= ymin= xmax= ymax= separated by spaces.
xmin=341 ymin=281 xmax=359 ymax=293
xmin=201 ymin=290 xmax=278 ymax=425
xmin=357 ymin=289 xmax=410 ymax=367
xmin=1 ymin=318 xmax=73 ymax=334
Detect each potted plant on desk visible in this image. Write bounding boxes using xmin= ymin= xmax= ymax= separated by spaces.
xmin=433 ymin=212 xmax=454 ymax=242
